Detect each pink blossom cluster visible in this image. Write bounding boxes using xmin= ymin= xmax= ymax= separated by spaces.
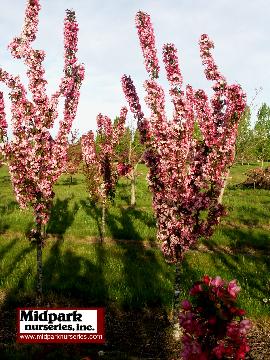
xmin=162 ymin=43 xmax=183 ymax=87
xmin=121 ymin=75 xmax=150 ymax=144
xmin=82 ymin=107 xmax=127 ymax=202
xmin=0 ymin=92 xmax=7 ymax=166
xmin=135 ymin=11 xmax=160 ymax=79
xmin=122 ymin=11 xmax=246 ymax=261
xmin=0 ymin=0 xmax=84 ymax=225
xmin=117 ymin=162 xmax=132 ymax=177
xmin=0 ymin=92 xmax=7 ymax=142
xmin=179 ymin=276 xmax=252 ymax=359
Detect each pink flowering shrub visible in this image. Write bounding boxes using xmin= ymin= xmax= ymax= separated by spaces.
xmin=242 ymin=166 xmax=270 ymax=189
xmin=179 ymin=276 xmax=252 ymax=359
xmin=122 ymin=11 xmax=246 ymax=261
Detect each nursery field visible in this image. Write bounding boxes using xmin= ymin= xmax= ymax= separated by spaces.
xmin=0 ymin=163 xmax=270 ymax=359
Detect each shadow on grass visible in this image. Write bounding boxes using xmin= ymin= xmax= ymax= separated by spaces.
xmin=178 ymin=244 xmax=270 ymax=318
xmin=0 ymin=245 xmax=35 ymax=286
xmin=55 ymin=176 xmax=83 ymax=186
xmin=0 ymin=201 xmax=19 ymax=234
xmin=107 ymin=206 xmax=156 ymax=241
xmin=0 ymin=175 xmax=11 ymax=185
xmin=0 ymin=237 xmax=176 ymax=359
xmin=210 ymin=226 xmax=270 ymax=251
xmin=42 ymin=239 xmax=108 ymax=305
xmin=0 ymin=222 xmax=9 ymax=234
xmin=80 ymin=199 xmax=103 ymax=239
xmin=0 ymin=238 xmax=17 ymax=259
xmin=46 ymin=197 xmax=79 ymax=240
xmin=234 ymin=205 xmax=270 ymax=227
xmin=0 ymin=201 xmax=18 ymax=215
xmin=116 ymin=181 xmax=131 ymax=205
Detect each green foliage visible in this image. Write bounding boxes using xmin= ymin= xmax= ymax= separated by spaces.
xmin=235 ymin=107 xmax=255 ymax=164
xmin=193 ymin=121 xmax=203 ymax=141
xmin=254 ymin=103 xmax=270 ymax=165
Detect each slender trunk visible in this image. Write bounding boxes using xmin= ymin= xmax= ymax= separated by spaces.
xmin=36 ymin=223 xmax=43 ymax=305
xmin=172 ymin=261 xmax=182 ymax=340
xmin=130 ymin=170 xmax=136 ymax=207
xmin=128 ymin=135 xmax=136 ymax=207
xmin=101 ymin=199 xmax=106 ymax=243
xmin=261 ymin=159 xmax=264 ymax=168
xmin=218 ymin=171 xmax=230 ymax=204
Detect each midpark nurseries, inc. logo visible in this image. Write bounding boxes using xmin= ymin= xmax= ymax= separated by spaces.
xmin=17 ymin=308 xmax=105 ymax=343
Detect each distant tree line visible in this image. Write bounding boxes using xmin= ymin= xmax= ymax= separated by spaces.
xmin=235 ymin=103 xmax=270 ymax=166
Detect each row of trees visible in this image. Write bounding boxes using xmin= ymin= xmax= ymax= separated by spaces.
xmin=0 ymin=2 xmax=246 ymax=299
xmin=236 ymin=103 xmax=270 ymax=166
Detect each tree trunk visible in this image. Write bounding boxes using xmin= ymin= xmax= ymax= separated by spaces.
xmin=101 ymin=199 xmax=106 ymax=243
xmin=172 ymin=261 xmax=182 ymax=340
xmin=130 ymin=170 xmax=136 ymax=207
xmin=261 ymin=159 xmax=264 ymax=168
xmin=218 ymin=171 xmax=230 ymax=204
xmin=36 ymin=223 xmax=43 ymax=305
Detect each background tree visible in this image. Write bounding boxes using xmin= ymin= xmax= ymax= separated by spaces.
xmin=0 ymin=0 xmax=84 ymax=299
xmin=116 ymin=125 xmax=145 ymax=206
xmin=65 ymin=129 xmax=82 ymax=185
xmin=82 ymin=108 xmax=127 ymax=241
xmin=254 ymin=103 xmax=270 ymax=167
xmin=235 ymin=107 xmax=255 ymax=165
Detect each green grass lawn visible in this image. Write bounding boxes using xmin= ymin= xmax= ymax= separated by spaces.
xmin=0 ymin=163 xmax=269 ymax=316
xmin=0 ymin=163 xmax=269 ymax=358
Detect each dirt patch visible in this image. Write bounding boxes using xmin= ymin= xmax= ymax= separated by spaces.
xmin=246 ymin=318 xmax=270 ymax=360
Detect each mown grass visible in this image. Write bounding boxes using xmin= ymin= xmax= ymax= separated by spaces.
xmin=0 ymin=236 xmax=174 ymax=310
xmin=0 ymin=163 xmax=269 ymax=319
xmin=0 ymin=165 xmax=155 ymax=241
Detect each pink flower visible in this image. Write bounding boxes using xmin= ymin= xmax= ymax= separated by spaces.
xmin=228 ymin=279 xmax=241 ymax=299
xmin=210 ymin=276 xmax=224 ymax=287
xmin=190 ymin=283 xmax=203 ymax=295
xmin=202 ymin=275 xmax=211 ymax=285
xmin=181 ymin=299 xmax=192 ymax=310
xmin=180 ymin=276 xmax=251 ymax=359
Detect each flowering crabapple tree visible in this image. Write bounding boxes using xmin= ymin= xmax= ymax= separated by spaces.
xmin=81 ymin=108 xmax=127 ymax=241
xmin=0 ymin=0 xmax=84 ymax=297
xmin=65 ymin=129 xmax=82 ymax=186
xmin=122 ymin=11 xmax=246 ymax=262
xmin=116 ymin=125 xmax=145 ymax=207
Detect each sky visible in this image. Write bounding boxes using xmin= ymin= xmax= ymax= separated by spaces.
xmin=0 ymin=0 xmax=269 ymax=136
